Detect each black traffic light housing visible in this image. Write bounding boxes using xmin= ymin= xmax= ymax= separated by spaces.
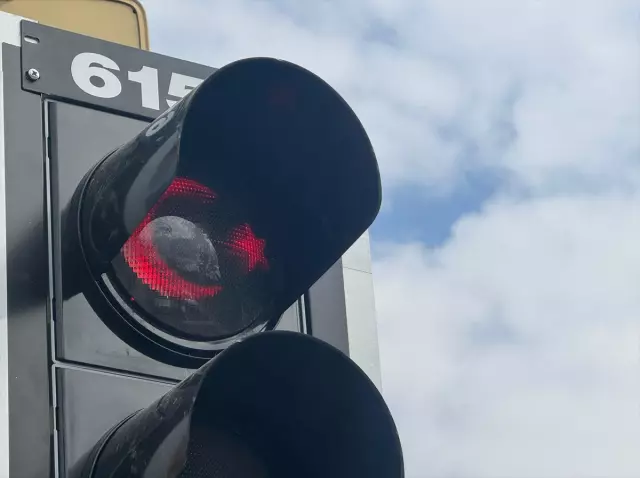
xmin=63 ymin=57 xmax=382 ymax=367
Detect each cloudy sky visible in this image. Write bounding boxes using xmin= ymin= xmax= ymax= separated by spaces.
xmin=143 ymin=1 xmax=639 ymax=476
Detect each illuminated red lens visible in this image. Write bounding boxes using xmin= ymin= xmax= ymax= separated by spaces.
xmin=121 ymin=177 xmax=268 ymax=301
xmin=123 ymin=227 xmax=222 ymax=300
xmin=227 ymin=223 xmax=268 ymax=272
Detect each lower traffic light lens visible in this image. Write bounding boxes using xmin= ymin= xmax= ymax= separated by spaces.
xmin=109 ymin=177 xmax=271 ymax=342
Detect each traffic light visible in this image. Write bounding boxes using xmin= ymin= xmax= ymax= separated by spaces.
xmin=1 ymin=17 xmax=403 ymax=477
xmin=61 ymin=56 xmax=382 ymax=368
xmin=63 ymin=55 xmax=401 ymax=477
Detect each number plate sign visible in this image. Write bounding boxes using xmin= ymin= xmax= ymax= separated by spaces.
xmin=20 ymin=21 xmax=216 ymax=120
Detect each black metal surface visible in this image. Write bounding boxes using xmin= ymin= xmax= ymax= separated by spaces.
xmin=70 ymin=331 xmax=404 ymax=478
xmin=56 ymin=367 xmax=173 ymax=476
xmin=20 ymin=22 xmax=215 ymax=120
xmin=274 ymin=300 xmax=302 ymax=333
xmin=49 ymin=100 xmax=191 ymax=380
xmin=2 ymin=44 xmax=52 ymax=478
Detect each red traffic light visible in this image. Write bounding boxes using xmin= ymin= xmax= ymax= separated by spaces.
xmin=63 ymin=57 xmax=381 ymax=366
xmin=111 ymin=177 xmax=270 ymax=341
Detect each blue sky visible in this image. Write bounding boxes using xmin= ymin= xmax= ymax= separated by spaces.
xmin=144 ymin=1 xmax=640 ymax=476
xmin=371 ymin=168 xmax=503 ymax=246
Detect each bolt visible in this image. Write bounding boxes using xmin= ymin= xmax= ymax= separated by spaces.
xmin=26 ymin=68 xmax=40 ymax=81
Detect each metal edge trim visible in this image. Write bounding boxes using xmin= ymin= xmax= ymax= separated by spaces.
xmin=0 ymin=11 xmax=38 ymax=476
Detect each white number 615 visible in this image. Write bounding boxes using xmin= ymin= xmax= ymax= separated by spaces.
xmin=71 ymin=51 xmax=205 ymax=111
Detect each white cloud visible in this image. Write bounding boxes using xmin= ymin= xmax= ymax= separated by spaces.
xmin=375 ymin=195 xmax=640 ymax=477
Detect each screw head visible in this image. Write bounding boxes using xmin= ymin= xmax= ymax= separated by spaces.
xmin=26 ymin=68 xmax=40 ymax=81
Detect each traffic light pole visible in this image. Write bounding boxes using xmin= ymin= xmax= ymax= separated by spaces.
xmin=1 ymin=14 xmax=54 ymax=477
xmin=0 ymin=12 xmax=19 ymax=478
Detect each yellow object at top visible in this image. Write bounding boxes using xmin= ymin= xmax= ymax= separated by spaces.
xmin=0 ymin=0 xmax=149 ymax=49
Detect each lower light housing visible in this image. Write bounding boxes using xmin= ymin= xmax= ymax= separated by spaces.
xmin=68 ymin=332 xmax=404 ymax=478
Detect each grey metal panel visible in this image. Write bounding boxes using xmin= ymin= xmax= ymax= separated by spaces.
xmin=56 ymin=296 xmax=299 ymax=378
xmin=56 ymin=366 xmax=173 ymax=476
xmin=58 ymin=295 xmax=192 ymax=380
xmin=342 ymin=267 xmax=381 ymax=389
xmin=311 ymin=228 xmax=381 ymax=387
xmin=306 ymin=259 xmax=349 ymax=355
xmin=342 ymin=230 xmax=373 ymax=273
xmin=275 ymin=301 xmax=302 ymax=332
xmin=49 ymin=100 xmax=193 ymax=381
xmin=2 ymin=43 xmax=51 ymax=478
xmin=342 ymin=230 xmax=382 ymax=388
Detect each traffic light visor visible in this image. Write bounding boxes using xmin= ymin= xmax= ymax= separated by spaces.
xmin=70 ymin=332 xmax=404 ymax=478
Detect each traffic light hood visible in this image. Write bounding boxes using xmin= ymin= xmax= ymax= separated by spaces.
xmin=65 ymin=57 xmax=382 ymax=360
xmin=69 ymin=331 xmax=404 ymax=478
xmin=78 ymin=56 xmax=381 ymax=299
